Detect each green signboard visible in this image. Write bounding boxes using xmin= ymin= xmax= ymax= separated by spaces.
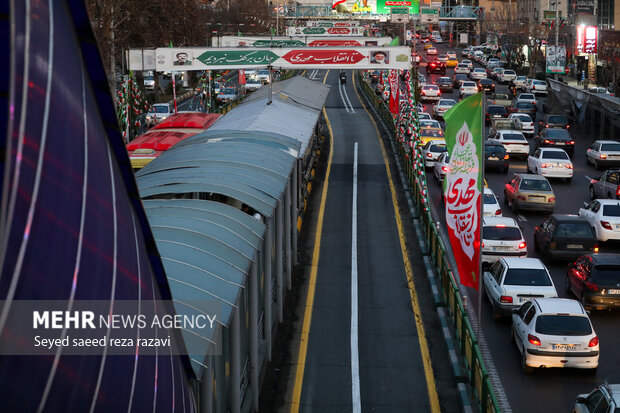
xmin=196 ymin=50 xmax=280 ymax=66
xmin=391 ymin=7 xmax=409 ymax=14
xmin=377 ymin=0 xmax=420 ymax=14
xmin=421 ymin=8 xmax=439 ymax=14
xmin=302 ymin=27 xmax=327 ymax=34
xmin=252 ymin=40 xmax=306 ymax=47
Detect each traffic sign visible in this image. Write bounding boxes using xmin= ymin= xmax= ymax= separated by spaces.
xmin=420 ymin=7 xmax=439 ymax=23
xmin=391 ymin=7 xmax=410 ymax=23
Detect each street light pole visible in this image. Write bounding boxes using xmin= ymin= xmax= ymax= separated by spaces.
xmin=555 ymin=0 xmax=560 ymax=79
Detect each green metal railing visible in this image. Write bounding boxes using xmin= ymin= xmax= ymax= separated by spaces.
xmin=359 ymin=73 xmax=501 ymax=413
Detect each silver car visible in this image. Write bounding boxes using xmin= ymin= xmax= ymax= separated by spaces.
xmin=589 ymin=169 xmax=620 ymax=200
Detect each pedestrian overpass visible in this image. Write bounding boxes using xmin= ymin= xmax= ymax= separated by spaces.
xmin=278 ymin=5 xmax=485 ymax=21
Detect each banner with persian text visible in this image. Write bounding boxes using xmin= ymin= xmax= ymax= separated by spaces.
xmin=155 ymin=47 xmax=412 ymax=71
xmin=213 ymin=36 xmax=394 ymax=48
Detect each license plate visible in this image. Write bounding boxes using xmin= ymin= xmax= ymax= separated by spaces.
xmin=519 ymin=297 xmax=532 ymax=303
xmin=488 ymin=156 xmax=499 ymax=160
xmin=529 ymin=196 xmax=545 ymax=202
xmin=556 ymin=142 xmax=565 ymax=145
xmin=608 ymin=289 xmax=620 ymax=294
xmin=492 ymin=246 xmax=512 ymax=251
xmin=552 ymin=344 xmax=576 ymax=351
xmin=566 ymin=244 xmax=583 ymax=249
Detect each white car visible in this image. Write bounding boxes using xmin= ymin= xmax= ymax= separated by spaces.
xmin=527 ymin=148 xmax=574 ymax=181
xmin=433 ymin=99 xmax=457 ymax=119
xmin=486 ymin=58 xmax=500 ymax=68
xmin=446 ymin=51 xmax=457 ymax=60
xmin=490 ymin=67 xmax=504 ymax=81
xmin=586 ymin=140 xmax=620 ymax=169
xmin=509 ymin=113 xmax=535 ymax=136
xmin=256 ymin=69 xmax=271 ymax=84
xmin=483 ymin=258 xmax=557 ymax=320
xmin=511 ymin=298 xmax=599 ymax=373
xmin=499 ymin=69 xmax=517 ymax=84
xmin=512 ymin=76 xmax=528 ymax=90
xmin=483 ymin=187 xmax=502 ymax=217
xmin=579 ymin=199 xmax=620 ymax=242
xmin=422 ymin=139 xmax=447 ymax=168
xmin=487 ymin=130 xmax=530 ymax=159
xmin=470 ymin=68 xmax=488 ymax=81
xmin=417 ymin=112 xmax=432 ymax=120
xmin=420 ymin=84 xmax=441 ymax=101
xmin=516 ymin=93 xmax=537 ymax=106
xmin=574 ymin=384 xmax=620 ymax=413
xmin=461 ymin=59 xmax=473 ymax=69
xmin=419 ymin=119 xmax=442 ymax=129
xmin=460 ymin=81 xmax=479 ymax=98
xmin=427 ymin=47 xmax=438 ymax=55
xmin=433 ymin=152 xmax=450 ymax=182
xmin=244 ymin=77 xmax=263 ymax=92
xmin=482 ymin=217 xmax=527 ymax=266
xmin=454 ymin=64 xmax=471 ymax=75
xmin=526 ymin=79 xmax=548 ymax=95
xmin=145 ymin=103 xmax=173 ymax=126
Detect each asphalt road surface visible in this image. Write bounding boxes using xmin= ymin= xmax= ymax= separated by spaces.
xmin=423 ymin=42 xmax=620 ymax=413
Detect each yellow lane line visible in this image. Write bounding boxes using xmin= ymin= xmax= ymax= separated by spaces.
xmin=289 ymin=70 xmax=332 ymax=413
xmin=352 ymin=72 xmax=442 ymax=413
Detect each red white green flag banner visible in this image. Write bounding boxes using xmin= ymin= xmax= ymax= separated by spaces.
xmin=156 ymin=47 xmax=412 ymax=71
xmin=442 ymin=92 xmax=483 ymax=290
xmin=388 ymin=69 xmax=400 ymax=115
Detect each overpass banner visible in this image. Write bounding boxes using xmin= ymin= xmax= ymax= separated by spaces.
xmin=155 ymin=47 xmax=412 ymax=71
xmin=332 ymin=0 xmax=420 ymax=13
xmin=286 ymin=26 xmax=366 ymax=36
xmin=214 ymin=36 xmax=394 ymax=48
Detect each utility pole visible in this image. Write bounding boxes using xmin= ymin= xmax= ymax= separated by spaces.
xmin=554 ymin=0 xmax=560 ymax=79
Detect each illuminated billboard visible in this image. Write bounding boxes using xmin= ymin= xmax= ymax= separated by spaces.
xmin=332 ymin=0 xmax=420 ymax=14
xmin=576 ymin=25 xmax=598 ymax=54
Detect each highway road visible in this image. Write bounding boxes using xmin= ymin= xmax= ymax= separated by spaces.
xmin=421 ymin=42 xmax=620 ymax=413
xmin=286 ymin=69 xmax=461 ymax=413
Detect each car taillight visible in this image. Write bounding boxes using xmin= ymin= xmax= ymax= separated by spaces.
xmin=495 ymin=209 xmax=502 ymax=215
xmin=589 ymin=336 xmax=599 ymax=347
xmin=541 ymin=163 xmax=550 ymax=168
xmin=600 ymin=154 xmax=607 ymax=159
xmin=586 ymin=281 xmax=599 ymax=291
xmin=442 ymin=166 xmax=448 ymax=172
xmin=518 ymin=195 xmax=526 ymax=200
xmin=532 ymin=101 xmax=536 ymax=105
xmin=519 ymin=242 xmax=526 ymax=249
xmin=565 ymin=164 xmax=573 ymax=169
xmin=568 ymin=140 xmax=575 ymax=145
xmin=616 ymin=185 xmax=620 ymax=197
xmin=528 ymin=334 xmax=541 ymax=346
xmin=544 ymin=139 xmax=552 ymax=144
xmin=548 ymin=197 xmax=555 ymax=203
xmin=422 ymin=91 xmax=426 ymax=95
xmin=566 ymin=125 xmax=570 ymax=129
xmin=550 ymin=242 xmax=556 ymax=249
xmin=601 ymin=220 xmax=612 ymax=229
xmin=481 ymin=242 xmax=484 ymax=248
xmin=426 ymin=153 xmax=433 ymax=158
xmin=504 ymin=154 xmax=509 ymax=160
xmin=500 ymin=296 xmax=513 ymax=303
xmin=594 ymin=246 xmax=599 ymax=253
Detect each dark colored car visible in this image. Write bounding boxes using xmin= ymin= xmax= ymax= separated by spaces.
xmin=436 ymin=76 xmax=453 ymax=92
xmin=485 ymin=105 xmax=508 ymax=125
xmin=453 ymin=73 xmax=469 ymax=88
xmin=371 ymin=70 xmax=381 ymax=84
xmin=426 ymin=60 xmax=447 ymax=75
xmin=509 ymin=101 xmax=537 ymax=116
xmin=478 ymin=78 xmax=496 ymax=93
xmin=534 ymin=128 xmax=575 ymax=157
xmin=566 ymin=253 xmax=620 ymax=310
xmin=484 ymin=142 xmax=509 ymax=172
xmin=538 ymin=114 xmax=570 ymax=133
xmin=589 ymin=169 xmax=620 ymax=200
xmin=534 ymin=215 xmax=599 ymax=261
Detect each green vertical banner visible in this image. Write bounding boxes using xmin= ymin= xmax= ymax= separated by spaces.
xmin=442 ymin=92 xmax=483 ymax=290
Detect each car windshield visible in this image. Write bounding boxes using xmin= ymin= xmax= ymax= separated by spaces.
xmin=556 ymin=222 xmax=594 ymax=238
xmin=602 ymin=205 xmax=620 ymax=216
xmin=601 ymin=143 xmax=620 ymax=151
xmin=520 ymin=179 xmax=551 ymax=191
xmin=535 ymin=315 xmax=592 ymax=336
xmin=515 ymin=115 xmax=531 ymax=122
xmin=483 ymin=226 xmax=523 ymax=241
xmin=516 ymin=76 xmax=527 ymax=81
xmin=463 ymin=82 xmax=476 ymax=87
xmin=542 ymin=151 xmax=569 ymax=160
xmin=520 ymin=94 xmax=535 ymax=100
xmin=483 ymin=193 xmax=497 ymax=204
xmin=548 ymin=115 xmax=567 ymax=124
xmin=247 ymin=79 xmax=260 ymax=84
xmin=533 ymin=80 xmax=546 ymax=85
xmin=430 ymin=144 xmax=447 ymax=152
xmin=258 ymin=70 xmax=269 ymax=75
xmin=592 ymin=265 xmax=620 ymax=283
xmin=149 ymin=106 xmax=169 ymax=114
xmin=439 ymin=100 xmax=456 ymax=105
xmin=494 ymin=94 xmax=510 ymax=99
xmin=424 ymin=85 xmax=439 ymax=90
xmin=517 ymin=102 xmax=534 ymax=108
xmin=221 ymin=88 xmax=236 ymax=94
xmin=504 ymin=269 xmax=552 ymax=286
xmin=488 ymin=107 xmax=507 ymax=114
xmin=502 ymin=133 xmax=526 ymax=141
xmin=485 ymin=144 xmax=504 ymax=154
xmin=546 ymin=129 xmax=571 ymax=138
xmin=504 ymin=70 xmax=516 ymax=75
xmin=420 ymin=120 xmax=440 ymax=128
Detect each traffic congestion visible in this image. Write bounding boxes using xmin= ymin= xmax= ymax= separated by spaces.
xmin=395 ymin=37 xmax=620 ymax=412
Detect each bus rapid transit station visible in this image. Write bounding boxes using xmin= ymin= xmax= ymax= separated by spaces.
xmin=135 ymin=76 xmax=329 ymax=412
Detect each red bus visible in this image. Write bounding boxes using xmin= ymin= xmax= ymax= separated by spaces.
xmin=128 ymin=112 xmax=221 ymax=170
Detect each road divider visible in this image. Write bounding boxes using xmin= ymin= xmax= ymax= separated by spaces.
xmin=357 ymin=71 xmax=503 ymax=413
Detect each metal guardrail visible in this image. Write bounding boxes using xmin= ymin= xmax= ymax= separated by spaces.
xmin=359 ymin=74 xmax=501 ymax=413
xmin=277 ymin=5 xmax=484 ymax=20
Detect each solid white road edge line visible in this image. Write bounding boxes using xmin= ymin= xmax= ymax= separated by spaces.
xmin=351 ymin=142 xmax=361 ymax=413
